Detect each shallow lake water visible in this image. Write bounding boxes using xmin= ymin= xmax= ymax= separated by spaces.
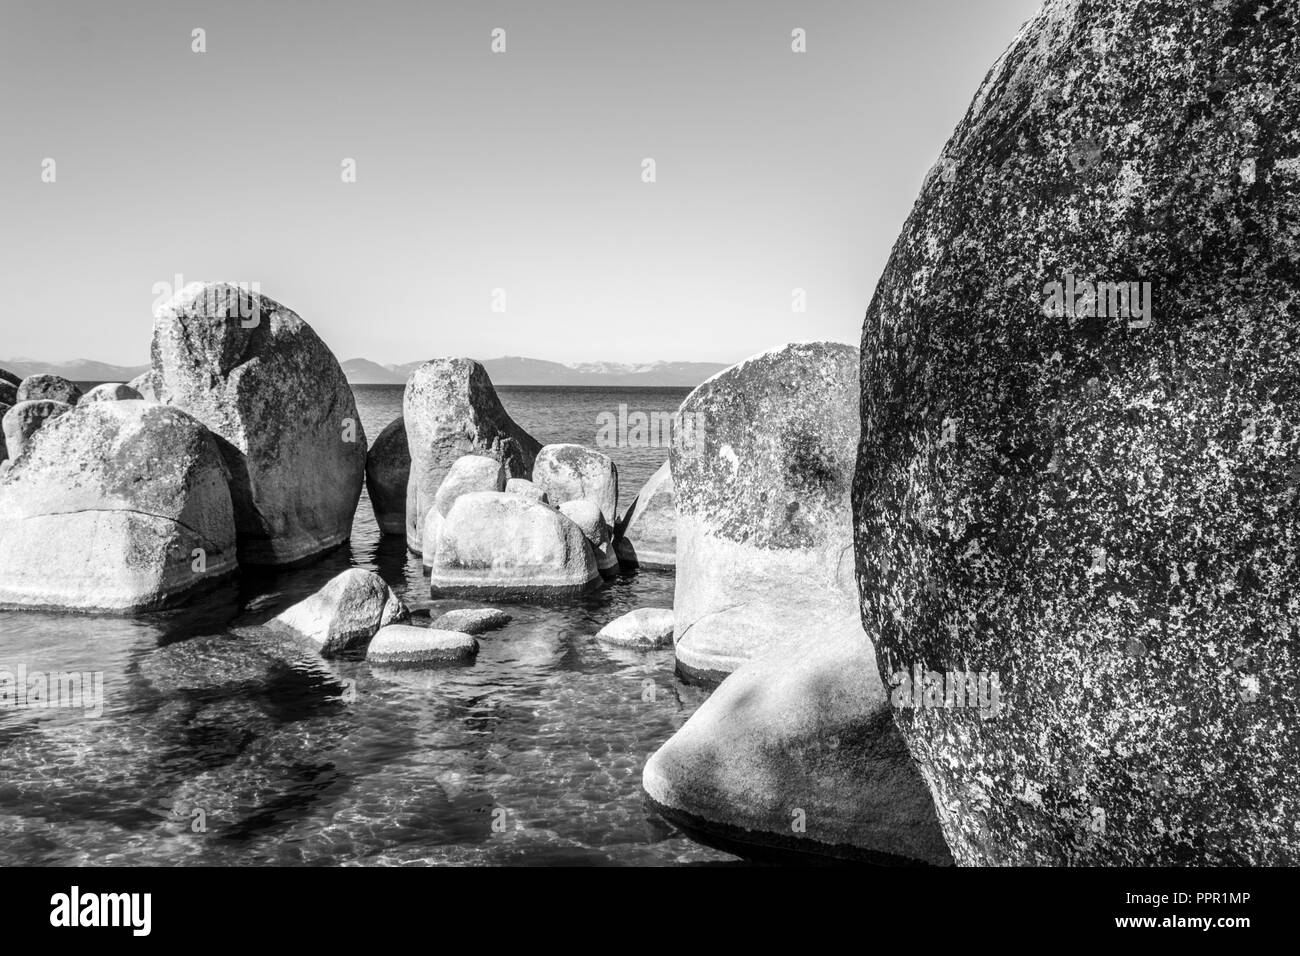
xmin=0 ymin=385 xmax=739 ymax=865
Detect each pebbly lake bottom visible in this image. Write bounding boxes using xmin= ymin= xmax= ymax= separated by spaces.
xmin=0 ymin=384 xmax=741 ymax=866
xmin=0 ymin=538 xmax=739 ymax=866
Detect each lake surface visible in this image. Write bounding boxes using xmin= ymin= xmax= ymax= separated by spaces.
xmin=0 ymin=384 xmax=739 ymax=866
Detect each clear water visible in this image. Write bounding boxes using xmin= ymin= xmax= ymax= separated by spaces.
xmin=0 ymin=385 xmax=739 ymax=865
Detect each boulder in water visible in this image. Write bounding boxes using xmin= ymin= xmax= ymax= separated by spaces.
xmin=16 ymin=373 xmax=81 ymax=405
xmin=429 ymin=607 xmax=512 ymax=634
xmin=614 ymin=460 xmax=675 ymax=569
xmin=596 ymin=607 xmax=673 ymax=648
xmin=365 ymin=417 xmax=409 ymax=536
xmin=151 ymin=282 xmax=367 ymax=566
xmin=366 ymin=625 xmax=478 ymax=665
xmin=558 ymin=499 xmax=619 ymax=575
xmin=0 ymin=400 xmax=237 ymax=611
xmin=532 ymin=443 xmax=618 ymax=526
xmin=272 ymin=567 xmax=408 ymax=657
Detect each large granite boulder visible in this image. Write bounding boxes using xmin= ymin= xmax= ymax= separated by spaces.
xmin=532 ymin=444 xmax=618 ymax=525
xmin=403 ymin=358 xmax=540 ymax=553
xmin=0 ymin=401 xmax=237 ymax=611
xmin=273 ymin=568 xmax=408 ymax=657
xmin=428 ymin=491 xmax=600 ymax=598
xmin=671 ymin=342 xmax=862 ymax=684
xmin=643 ymin=623 xmax=951 ymax=864
xmin=17 ymin=373 xmax=81 ymax=405
xmin=614 ymin=460 xmax=675 ymax=569
xmin=854 ymin=0 xmax=1300 ymax=865
xmin=151 ymin=282 xmax=367 ymax=566
xmin=83 ymin=382 xmax=142 ymax=403
xmin=365 ymin=417 xmax=409 ymax=536
xmin=2 ymin=400 xmax=70 ymax=461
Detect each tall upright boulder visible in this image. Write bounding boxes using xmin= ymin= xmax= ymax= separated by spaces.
xmin=672 ymin=342 xmax=862 ymax=684
xmin=403 ymin=358 xmax=540 ymax=553
xmin=151 ymin=283 xmax=366 ymax=566
xmin=365 ymin=417 xmax=410 ymax=536
xmin=0 ymin=401 xmax=237 ymax=611
xmin=614 ymin=460 xmax=675 ymax=569
xmin=854 ymin=0 xmax=1300 ymax=864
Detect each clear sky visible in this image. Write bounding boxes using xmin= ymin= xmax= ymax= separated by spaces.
xmin=0 ymin=0 xmax=1042 ymax=367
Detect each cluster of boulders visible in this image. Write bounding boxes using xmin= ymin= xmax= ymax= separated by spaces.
xmin=362 ymin=357 xmax=677 ymax=599
xmin=0 ymin=283 xmax=366 ymax=611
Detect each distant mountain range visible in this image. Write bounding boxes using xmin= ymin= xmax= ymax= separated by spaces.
xmin=343 ymin=357 xmax=729 ymax=387
xmin=2 ymin=355 xmax=730 ymax=388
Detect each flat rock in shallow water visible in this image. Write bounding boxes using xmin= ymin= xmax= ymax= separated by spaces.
xmin=429 ymin=607 xmax=512 ymax=634
xmin=854 ymin=0 xmax=1300 ymax=864
xmin=273 ymin=568 xmax=408 ymax=657
xmin=367 ymin=625 xmax=478 ymax=665
xmin=596 ymin=608 xmax=673 ymax=648
xmin=0 ymin=400 xmax=237 ymax=611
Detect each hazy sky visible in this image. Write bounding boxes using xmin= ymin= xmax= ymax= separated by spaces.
xmin=0 ymin=0 xmax=1042 ymax=367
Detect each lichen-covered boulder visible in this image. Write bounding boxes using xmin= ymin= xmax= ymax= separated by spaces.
xmin=273 ymin=568 xmax=408 ymax=657
xmin=403 ymin=358 xmax=540 ymax=554
xmin=366 ymin=625 xmax=478 ymax=665
xmin=151 ymin=283 xmax=367 ymax=566
xmin=83 ymin=382 xmax=142 ymax=403
xmin=16 ymin=373 xmax=81 ymax=405
xmin=127 ymin=370 xmax=159 ymax=401
xmin=558 ymin=499 xmax=619 ymax=575
xmin=643 ymin=623 xmax=950 ymax=864
xmin=854 ymin=0 xmax=1300 ymax=865
xmin=614 ymin=460 xmax=675 ymax=569
xmin=671 ymin=342 xmax=862 ymax=684
xmin=532 ymin=444 xmax=618 ymax=526
xmin=429 ymin=491 xmax=600 ymax=598
xmin=0 ymin=401 xmax=237 ymax=611
xmin=365 ymin=417 xmax=409 ymax=536
xmin=2 ymin=400 xmax=70 ymax=461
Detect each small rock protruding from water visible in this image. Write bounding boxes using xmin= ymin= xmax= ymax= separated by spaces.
xmin=273 ymin=568 xmax=408 ymax=657
xmin=366 ymin=624 xmax=478 ymax=665
xmin=429 ymin=607 xmax=512 ymax=634
xmin=596 ymin=608 xmax=673 ymax=648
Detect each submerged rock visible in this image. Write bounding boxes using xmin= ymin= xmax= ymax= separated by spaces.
xmin=429 ymin=607 xmax=512 ymax=634
xmin=272 ymin=568 xmax=408 ymax=657
xmin=16 ymin=373 xmax=82 ymax=406
xmin=671 ymin=342 xmax=862 ymax=684
xmin=366 ymin=625 xmax=478 ymax=665
xmin=643 ymin=624 xmax=951 ymax=865
xmin=558 ymin=499 xmax=619 ymax=575
xmin=428 ymin=491 xmax=600 ymax=598
xmin=854 ymin=0 xmax=1300 ymax=864
xmin=0 ymin=401 xmax=237 ymax=611
xmin=532 ymin=444 xmax=618 ymax=526
xmin=596 ymin=608 xmax=673 ymax=648
xmin=2 ymin=400 xmax=70 ymax=461
xmin=365 ymin=417 xmax=410 ymax=536
xmin=83 ymin=382 xmax=143 ymax=403
xmin=614 ymin=460 xmax=675 ymax=569
xmin=403 ymin=358 xmax=540 ymax=554
xmin=151 ymin=282 xmax=366 ymax=567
